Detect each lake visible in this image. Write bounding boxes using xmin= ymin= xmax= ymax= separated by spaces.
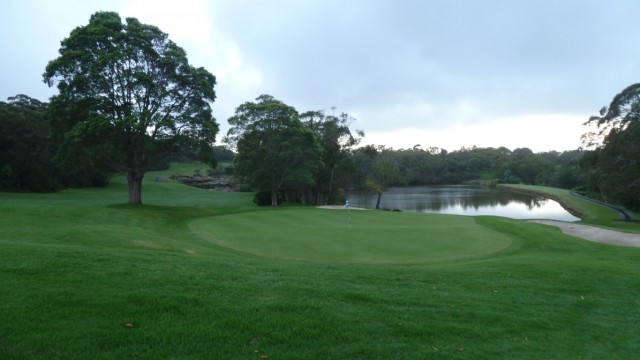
xmin=347 ymin=185 xmax=580 ymax=222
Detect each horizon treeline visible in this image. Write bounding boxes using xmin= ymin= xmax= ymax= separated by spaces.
xmin=0 ymin=93 xmax=582 ymax=195
xmin=1 ymin=89 xmax=638 ymax=211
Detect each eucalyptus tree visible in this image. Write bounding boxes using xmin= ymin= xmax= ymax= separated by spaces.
xmin=43 ymin=11 xmax=218 ymax=205
xmin=226 ymin=95 xmax=323 ymax=206
xmin=583 ymin=83 xmax=640 ymax=210
xmin=301 ymin=110 xmax=363 ymax=204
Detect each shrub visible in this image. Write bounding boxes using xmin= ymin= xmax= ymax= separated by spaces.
xmin=253 ymin=190 xmax=272 ymax=206
xmin=253 ymin=190 xmax=284 ymax=206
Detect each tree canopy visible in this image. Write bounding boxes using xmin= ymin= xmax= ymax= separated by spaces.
xmin=301 ymin=110 xmax=363 ymax=204
xmin=0 ymin=95 xmax=57 ymax=192
xmin=227 ymin=95 xmax=323 ymax=206
xmin=582 ymin=83 xmax=640 ymax=211
xmin=43 ymin=11 xmax=218 ymax=204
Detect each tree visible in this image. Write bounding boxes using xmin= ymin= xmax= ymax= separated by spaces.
xmin=227 ymin=95 xmax=323 ymax=206
xmin=0 ymin=95 xmax=58 ymax=192
xmin=349 ymin=145 xmax=401 ymax=209
xmin=581 ymin=83 xmax=640 ymax=210
xmin=369 ymin=156 xmax=401 ymax=209
xmin=212 ymin=145 xmax=236 ymax=162
xmin=301 ymin=109 xmax=363 ymax=204
xmin=47 ymin=95 xmax=117 ymax=188
xmin=43 ymin=11 xmax=218 ymax=204
xmin=583 ymin=83 xmax=640 ymax=210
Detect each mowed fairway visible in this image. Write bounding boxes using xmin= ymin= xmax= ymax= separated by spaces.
xmin=190 ymin=209 xmax=513 ymax=263
xmin=2 ymin=164 xmax=640 ymax=359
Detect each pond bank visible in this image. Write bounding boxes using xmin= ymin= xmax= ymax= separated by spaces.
xmin=497 ymin=184 xmax=583 ymax=219
xmin=498 ymin=184 xmax=638 ymax=222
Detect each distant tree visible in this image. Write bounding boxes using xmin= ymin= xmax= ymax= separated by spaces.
xmin=583 ymin=83 xmax=640 ymax=210
xmin=538 ymin=150 xmax=584 ymax=189
xmin=369 ymin=156 xmax=401 ymax=209
xmin=500 ymin=148 xmax=553 ymax=185
xmin=0 ymin=95 xmax=58 ymax=192
xmin=348 ymin=146 xmax=401 ymax=209
xmin=212 ymin=145 xmax=236 ymax=163
xmin=226 ymin=95 xmax=323 ymax=206
xmin=43 ymin=11 xmax=218 ymax=205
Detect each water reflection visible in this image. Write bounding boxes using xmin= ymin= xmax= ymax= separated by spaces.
xmin=347 ymin=185 xmax=580 ymax=222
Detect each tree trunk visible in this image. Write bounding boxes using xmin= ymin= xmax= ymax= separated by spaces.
xmin=271 ymin=186 xmax=278 ymax=206
xmin=127 ymin=170 xmax=144 ymax=205
xmin=375 ymin=191 xmax=382 ymax=209
xmin=327 ymin=165 xmax=335 ymax=205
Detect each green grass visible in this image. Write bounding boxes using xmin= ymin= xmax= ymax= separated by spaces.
xmin=2 ymin=165 xmax=640 ymax=359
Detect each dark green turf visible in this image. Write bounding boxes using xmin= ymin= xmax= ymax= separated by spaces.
xmin=1 ymin=163 xmax=639 ymax=359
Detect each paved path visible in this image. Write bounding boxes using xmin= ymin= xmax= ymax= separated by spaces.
xmin=528 ymin=220 xmax=640 ymax=248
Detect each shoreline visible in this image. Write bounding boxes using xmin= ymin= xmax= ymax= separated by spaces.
xmin=496 ymin=184 xmax=583 ymax=219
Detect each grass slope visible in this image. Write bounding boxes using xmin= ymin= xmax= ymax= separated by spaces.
xmin=2 ymin=165 xmax=640 ymax=359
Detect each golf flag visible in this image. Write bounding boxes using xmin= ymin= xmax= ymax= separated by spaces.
xmin=345 ymin=199 xmax=351 ymax=228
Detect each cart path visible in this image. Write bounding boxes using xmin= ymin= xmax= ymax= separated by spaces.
xmin=528 ymin=220 xmax=640 ymax=248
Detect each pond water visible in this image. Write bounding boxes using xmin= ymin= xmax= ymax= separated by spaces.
xmin=347 ymin=185 xmax=580 ymax=222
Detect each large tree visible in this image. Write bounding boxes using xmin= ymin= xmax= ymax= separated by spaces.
xmin=43 ymin=11 xmax=218 ymax=204
xmin=227 ymin=95 xmax=323 ymax=206
xmin=583 ymin=83 xmax=640 ymax=210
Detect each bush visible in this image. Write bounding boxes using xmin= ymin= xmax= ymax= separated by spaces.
xmin=253 ymin=190 xmax=284 ymax=206
xmin=253 ymin=190 xmax=272 ymax=206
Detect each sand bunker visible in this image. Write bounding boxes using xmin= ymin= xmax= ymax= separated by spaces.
xmin=317 ymin=205 xmax=368 ymax=210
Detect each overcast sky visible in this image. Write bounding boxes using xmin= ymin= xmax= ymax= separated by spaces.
xmin=2 ymin=0 xmax=639 ymax=152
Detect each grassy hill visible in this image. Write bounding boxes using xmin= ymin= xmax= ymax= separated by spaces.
xmin=2 ymin=164 xmax=640 ymax=359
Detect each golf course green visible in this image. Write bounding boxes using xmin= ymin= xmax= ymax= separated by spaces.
xmin=1 ymin=163 xmax=640 ymax=359
xmin=190 ymin=209 xmax=513 ymax=263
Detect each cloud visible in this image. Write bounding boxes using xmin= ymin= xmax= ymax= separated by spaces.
xmin=118 ymin=0 xmax=267 ymax=127
xmin=363 ymin=113 xmax=589 ymax=152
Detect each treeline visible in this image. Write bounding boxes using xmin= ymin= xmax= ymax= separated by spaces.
xmin=311 ymin=144 xmax=584 ymax=209
xmin=344 ymin=145 xmax=584 ymax=189
xmin=3 ymin=85 xmax=639 ymax=212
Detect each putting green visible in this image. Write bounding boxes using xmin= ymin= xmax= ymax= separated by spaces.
xmin=189 ymin=208 xmax=514 ymax=264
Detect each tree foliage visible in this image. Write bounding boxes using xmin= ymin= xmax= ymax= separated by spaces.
xmin=0 ymin=95 xmax=58 ymax=192
xmin=345 ymin=145 xmax=580 ymax=192
xmin=301 ymin=110 xmax=363 ymax=204
xmin=582 ymin=83 xmax=640 ymax=210
xmin=47 ymin=96 xmax=117 ymax=187
xmin=43 ymin=11 xmax=218 ymax=204
xmin=227 ymin=95 xmax=323 ymax=206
